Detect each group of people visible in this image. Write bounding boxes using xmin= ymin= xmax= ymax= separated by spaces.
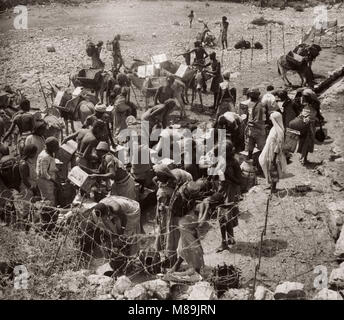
xmin=0 ymin=28 xmax=326 ymax=278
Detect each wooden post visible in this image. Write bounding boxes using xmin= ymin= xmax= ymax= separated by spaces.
xmin=282 ymin=24 xmax=285 ymax=55
xmin=265 ymin=27 xmax=269 ymax=63
xmin=269 ymin=25 xmax=272 ymax=60
xmin=239 ymin=36 xmax=243 ymax=70
xmin=250 ymin=34 xmax=254 ymax=69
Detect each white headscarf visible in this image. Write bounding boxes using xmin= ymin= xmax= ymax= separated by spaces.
xmin=270 ymin=112 xmax=285 ymax=145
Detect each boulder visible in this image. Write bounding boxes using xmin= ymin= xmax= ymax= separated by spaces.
xmin=254 ymin=286 xmax=274 ymax=300
xmin=326 ymin=202 xmax=344 ymax=240
xmin=334 ymin=224 xmax=344 ymax=261
xmin=112 ymin=275 xmax=132 ymax=296
xmin=329 ymin=267 xmax=344 ymax=289
xmin=141 ymin=279 xmax=170 ymax=300
xmin=187 ymin=281 xmax=217 ymax=300
xmin=86 ymin=275 xmax=113 ymax=295
xmin=313 ymin=288 xmax=343 ymax=300
xmin=274 ymin=282 xmax=306 ymax=300
xmin=94 ymin=294 xmax=115 ymax=300
xmin=222 ymin=288 xmax=250 ymax=300
xmin=124 ymin=284 xmax=148 ymax=300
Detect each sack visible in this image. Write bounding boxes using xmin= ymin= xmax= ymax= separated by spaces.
xmin=138 ymin=249 xmax=161 ymax=275
xmin=0 ymin=155 xmax=21 ymax=191
xmin=86 ymin=42 xmax=96 ymax=57
xmin=286 ymin=51 xmax=305 ymax=67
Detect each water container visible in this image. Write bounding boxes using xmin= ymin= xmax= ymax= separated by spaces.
xmin=240 ymin=159 xmax=257 ymax=192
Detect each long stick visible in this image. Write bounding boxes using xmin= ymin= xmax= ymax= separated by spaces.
xmin=265 ymin=27 xmax=269 ymax=63
xmin=250 ymin=193 xmax=271 ymax=299
xmin=250 ymin=34 xmax=254 ymax=69
xmin=38 ymin=77 xmax=49 ymax=109
xmin=269 ymin=25 xmax=272 ymax=60
xmin=282 ymin=24 xmax=285 ymax=55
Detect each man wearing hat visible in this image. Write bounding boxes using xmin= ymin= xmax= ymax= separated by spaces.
xmin=245 ymin=88 xmax=267 ymax=160
xmin=89 ymin=141 xmax=137 ymax=201
xmin=154 ymin=76 xmax=175 ymax=106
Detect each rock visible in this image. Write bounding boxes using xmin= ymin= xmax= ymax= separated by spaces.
xmin=335 ymin=158 xmax=344 ymax=163
xmin=87 ymin=275 xmax=113 ymax=295
xmin=172 ymin=21 xmax=181 ymax=26
xmin=222 ymin=288 xmax=250 ymax=300
xmin=124 ymin=284 xmax=148 ymax=300
xmin=326 ymin=201 xmax=344 ymax=240
xmin=254 ymin=286 xmax=274 ymax=300
xmin=329 ymin=267 xmax=344 ymax=289
xmin=274 ymin=282 xmax=306 ymax=300
xmin=152 ymin=33 xmax=157 ymax=38
xmin=141 ymin=279 xmax=170 ymax=300
xmin=46 ymin=45 xmax=56 ymax=53
xmin=96 ymin=263 xmax=113 ymax=276
xmin=295 ymin=212 xmax=304 ymax=222
xmin=112 ymin=275 xmax=132 ymax=296
xmin=334 ymin=224 xmax=344 ymax=260
xmin=187 ymin=281 xmax=217 ymax=300
xmin=313 ymin=288 xmax=343 ymax=300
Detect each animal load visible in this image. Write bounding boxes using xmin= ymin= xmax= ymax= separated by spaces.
xmin=76 ymin=68 xmax=103 ymax=90
xmin=286 ymin=51 xmax=305 ymax=67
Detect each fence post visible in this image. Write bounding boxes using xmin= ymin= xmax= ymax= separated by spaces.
xmin=269 ymin=25 xmax=272 ymax=60
xmin=282 ymin=24 xmax=285 ymax=55
xmin=265 ymin=27 xmax=269 ymax=63
xmin=250 ymin=34 xmax=254 ymax=69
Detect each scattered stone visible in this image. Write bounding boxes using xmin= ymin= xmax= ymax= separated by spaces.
xmin=335 ymin=158 xmax=344 ymax=163
xmin=112 ymin=275 xmax=132 ymax=296
xmin=46 ymin=45 xmax=56 ymax=53
xmin=152 ymin=33 xmax=157 ymax=38
xmin=141 ymin=279 xmax=170 ymax=300
xmin=222 ymin=288 xmax=250 ymax=300
xmin=334 ymin=225 xmax=344 ymax=261
xmin=254 ymin=286 xmax=274 ymax=300
xmin=295 ymin=212 xmax=304 ymax=222
xmin=187 ymin=281 xmax=217 ymax=300
xmin=313 ymin=288 xmax=343 ymax=300
xmin=326 ymin=201 xmax=344 ymax=240
xmin=172 ymin=21 xmax=181 ymax=26
xmin=124 ymin=284 xmax=148 ymax=300
xmin=274 ymin=282 xmax=306 ymax=300
xmin=329 ymin=267 xmax=344 ymax=289
xmin=87 ymin=275 xmax=113 ymax=295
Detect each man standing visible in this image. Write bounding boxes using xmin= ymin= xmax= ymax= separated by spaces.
xmin=112 ymin=34 xmax=123 ymax=74
xmin=154 ymin=76 xmax=175 ymax=105
xmin=244 ymin=88 xmax=267 ymax=160
xmin=221 ymin=16 xmax=229 ymax=50
xmin=188 ymin=10 xmax=194 ymax=28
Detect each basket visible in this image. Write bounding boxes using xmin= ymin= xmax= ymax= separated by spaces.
xmin=283 ymin=128 xmax=300 ymax=153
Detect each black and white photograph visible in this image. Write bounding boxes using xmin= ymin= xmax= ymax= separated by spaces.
xmin=0 ymin=0 xmax=344 ymax=306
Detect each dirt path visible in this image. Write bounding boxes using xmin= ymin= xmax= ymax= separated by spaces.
xmin=1 ymin=1 xmax=344 ymax=298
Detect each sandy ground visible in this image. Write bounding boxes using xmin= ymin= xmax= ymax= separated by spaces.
xmin=1 ymin=0 xmax=344 ymax=298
